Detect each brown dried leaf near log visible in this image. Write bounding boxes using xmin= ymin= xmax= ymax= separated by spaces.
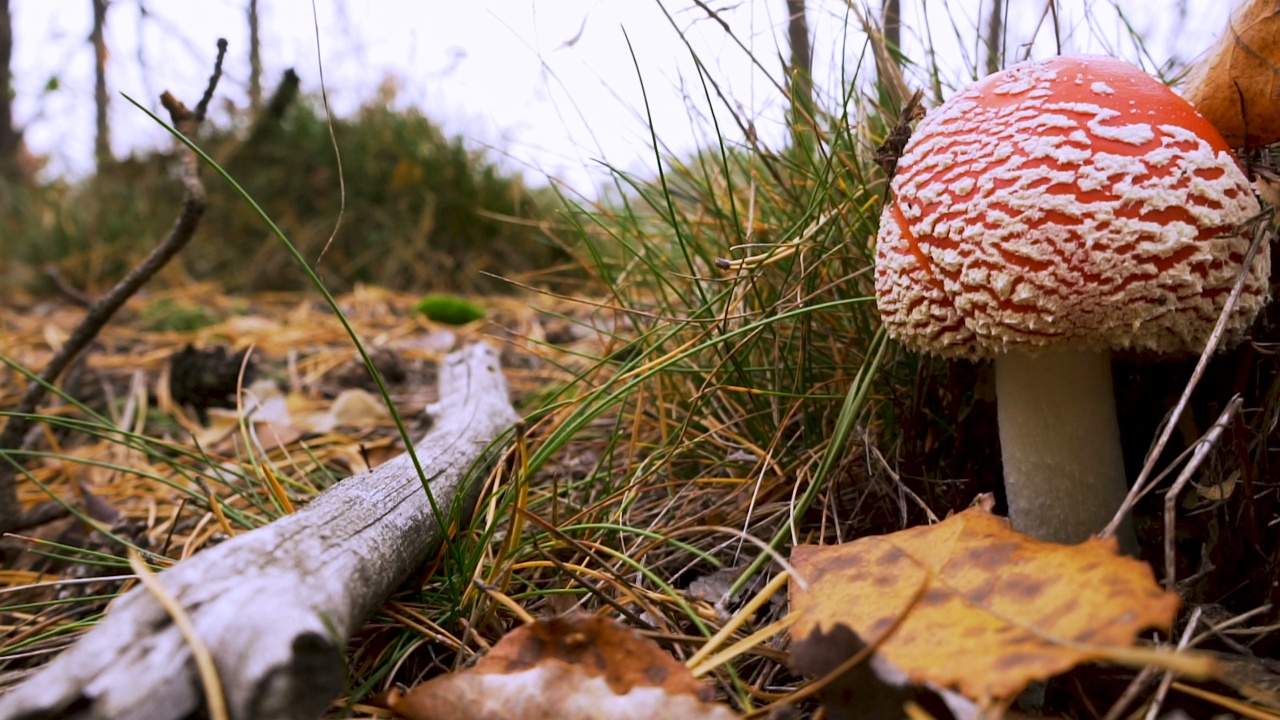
xmin=1182 ymin=0 xmax=1280 ymax=148
xmin=389 ymin=613 xmax=740 ymax=720
xmin=0 ymin=343 xmax=519 ymax=720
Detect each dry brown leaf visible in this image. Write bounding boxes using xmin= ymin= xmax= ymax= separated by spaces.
xmin=196 ymin=382 xmax=390 ymax=448
xmin=198 ymin=380 xmax=303 ymax=449
xmin=293 ymin=388 xmax=388 ymax=434
xmin=389 ymin=613 xmax=739 ymax=720
xmin=789 ymin=506 xmax=1179 ymax=704
xmin=1183 ymin=0 xmax=1280 ymax=147
xmin=1186 ymin=470 xmax=1240 ymax=507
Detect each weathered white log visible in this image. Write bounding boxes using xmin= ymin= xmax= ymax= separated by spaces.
xmin=0 ymin=343 xmax=519 ymax=720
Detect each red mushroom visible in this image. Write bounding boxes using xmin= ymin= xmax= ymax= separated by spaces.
xmin=875 ymin=55 xmax=1268 ymax=548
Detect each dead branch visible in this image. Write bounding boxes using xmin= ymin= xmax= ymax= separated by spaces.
xmin=216 ymin=69 xmax=300 ymax=170
xmin=0 ymin=343 xmax=519 ymax=720
xmin=0 ymin=39 xmax=227 ymax=533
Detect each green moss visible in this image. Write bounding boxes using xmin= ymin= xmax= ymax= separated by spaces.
xmin=413 ymin=293 xmax=485 ymax=325
xmin=141 ymin=299 xmax=216 ymax=332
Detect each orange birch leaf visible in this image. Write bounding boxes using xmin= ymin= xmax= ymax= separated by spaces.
xmin=1183 ymin=0 xmax=1280 ymax=148
xmin=389 ymin=613 xmax=739 ymax=720
xmin=789 ymin=506 xmax=1180 ymax=704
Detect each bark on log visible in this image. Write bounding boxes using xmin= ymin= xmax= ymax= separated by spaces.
xmin=0 ymin=343 xmax=519 ymax=720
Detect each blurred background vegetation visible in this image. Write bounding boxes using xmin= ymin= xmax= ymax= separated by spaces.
xmin=0 ymin=70 xmax=570 ymax=297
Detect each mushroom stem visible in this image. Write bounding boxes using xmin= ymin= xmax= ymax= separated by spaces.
xmin=994 ymin=348 xmax=1137 ymax=551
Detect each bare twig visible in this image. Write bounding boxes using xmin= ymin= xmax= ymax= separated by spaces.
xmin=43 ymin=264 xmax=94 ymax=307
xmin=1102 ymin=666 xmax=1159 ymax=720
xmin=1162 ymin=396 xmax=1243 ymax=592
xmin=0 ymin=39 xmax=227 ymax=533
xmin=1102 ymin=215 xmax=1272 ymax=541
xmin=1143 ymin=607 xmax=1202 ymax=720
xmin=193 ymin=38 xmax=228 ymax=123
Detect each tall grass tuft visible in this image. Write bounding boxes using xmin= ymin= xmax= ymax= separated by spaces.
xmin=373 ymin=7 xmax=995 ymax=712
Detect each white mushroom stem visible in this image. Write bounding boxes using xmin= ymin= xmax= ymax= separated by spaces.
xmin=995 ymin=348 xmax=1137 ymax=551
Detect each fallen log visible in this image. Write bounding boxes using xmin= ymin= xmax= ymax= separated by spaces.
xmin=0 ymin=342 xmax=519 ymax=720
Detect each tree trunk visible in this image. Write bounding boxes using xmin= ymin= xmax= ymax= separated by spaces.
xmin=785 ymin=0 xmax=813 ymax=115
xmin=0 ymin=0 xmax=20 ymax=181
xmin=882 ymin=0 xmax=901 ymax=56
xmin=784 ymin=0 xmax=814 ymax=152
xmin=248 ymin=0 xmax=262 ymax=112
xmin=91 ymin=0 xmax=111 ymax=171
xmin=0 ymin=344 xmax=519 ymax=720
xmin=985 ymin=0 xmax=1005 ymax=76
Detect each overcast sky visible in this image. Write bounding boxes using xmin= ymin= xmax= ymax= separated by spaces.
xmin=11 ymin=1 xmax=1228 ymax=196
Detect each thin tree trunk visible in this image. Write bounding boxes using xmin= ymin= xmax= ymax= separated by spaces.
xmin=91 ymin=0 xmax=111 ymax=171
xmin=882 ymin=0 xmax=901 ymax=56
xmin=784 ymin=0 xmax=814 ymax=150
xmin=0 ymin=0 xmax=25 ymax=522
xmin=0 ymin=0 xmax=20 ymax=181
xmin=785 ymin=0 xmax=813 ymax=113
xmin=248 ymin=0 xmax=262 ymax=111
xmin=985 ymin=0 xmax=1005 ymax=76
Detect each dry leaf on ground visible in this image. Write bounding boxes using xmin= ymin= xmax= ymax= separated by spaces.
xmin=789 ymin=506 xmax=1179 ymax=704
xmin=197 ymin=379 xmax=300 ymax=449
xmin=293 ymin=387 xmax=389 ymax=434
xmin=195 ymin=383 xmax=390 ymax=450
xmin=388 ymin=613 xmax=739 ymax=720
xmin=1182 ymin=0 xmax=1280 ymax=147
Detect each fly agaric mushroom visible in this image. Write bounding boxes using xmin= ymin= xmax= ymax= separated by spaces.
xmin=875 ymin=55 xmax=1268 ymax=548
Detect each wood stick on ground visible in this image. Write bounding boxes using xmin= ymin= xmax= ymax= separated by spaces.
xmin=0 ymin=343 xmax=519 ymax=720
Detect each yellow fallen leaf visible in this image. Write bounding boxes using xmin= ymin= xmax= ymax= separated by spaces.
xmin=789 ymin=506 xmax=1179 ymax=703
xmin=330 ymin=388 xmax=388 ymax=426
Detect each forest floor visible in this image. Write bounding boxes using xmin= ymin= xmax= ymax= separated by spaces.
xmin=0 ymin=282 xmax=624 ymax=705
xmin=4 ymin=280 xmax=1280 ymax=719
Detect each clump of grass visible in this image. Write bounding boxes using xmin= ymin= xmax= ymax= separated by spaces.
xmin=341 ymin=11 xmax=983 ymax=715
xmin=202 ymin=82 xmax=569 ymax=294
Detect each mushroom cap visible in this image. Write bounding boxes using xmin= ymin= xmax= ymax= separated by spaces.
xmin=875 ymin=54 xmax=1267 ymax=359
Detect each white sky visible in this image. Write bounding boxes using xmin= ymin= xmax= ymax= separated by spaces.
xmin=11 ymin=1 xmax=1227 ymax=196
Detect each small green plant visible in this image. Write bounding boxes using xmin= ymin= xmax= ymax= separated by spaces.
xmin=413 ymin=293 xmax=485 ymax=325
xmin=140 ymin=298 xmax=217 ymax=332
